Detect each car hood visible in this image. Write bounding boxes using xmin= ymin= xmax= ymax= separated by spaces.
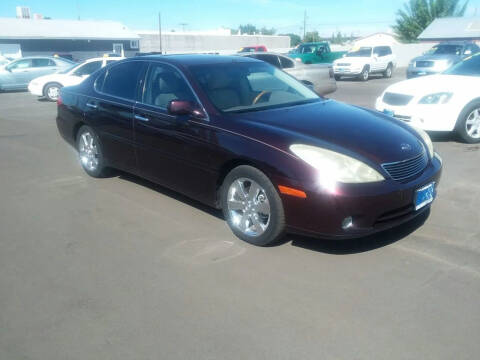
xmin=228 ymin=100 xmax=424 ymax=165
xmin=382 ymin=74 xmax=480 ymax=96
xmin=411 ymin=54 xmax=460 ymax=63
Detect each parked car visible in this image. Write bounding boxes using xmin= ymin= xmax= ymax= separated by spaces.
xmin=376 ymin=53 xmax=480 ymax=143
xmin=239 ymin=52 xmax=337 ymax=95
xmin=238 ymin=45 xmax=267 ymax=53
xmin=333 ymin=45 xmax=396 ymax=81
xmin=56 ymin=55 xmax=442 ymax=246
xmin=0 ymin=56 xmax=74 ymax=91
xmin=28 ymin=56 xmax=123 ymax=101
xmin=407 ymin=41 xmax=480 ymax=79
xmin=288 ymin=42 xmax=346 ymax=64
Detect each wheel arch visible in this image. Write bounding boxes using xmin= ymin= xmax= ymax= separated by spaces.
xmin=42 ymin=81 xmax=63 ymax=97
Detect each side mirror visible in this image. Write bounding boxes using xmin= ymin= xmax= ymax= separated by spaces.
xmin=167 ymin=100 xmax=207 ymax=120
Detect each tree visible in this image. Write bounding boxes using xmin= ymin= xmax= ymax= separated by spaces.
xmin=280 ymin=33 xmax=302 ymax=46
xmin=393 ymin=0 xmax=469 ymax=42
xmin=239 ymin=24 xmax=258 ymax=35
xmin=304 ymin=31 xmax=320 ymax=42
xmin=260 ymin=27 xmax=276 ymax=35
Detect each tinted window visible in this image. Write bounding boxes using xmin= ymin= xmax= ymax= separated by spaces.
xmin=73 ymin=61 xmax=102 ymax=76
xmin=427 ymin=44 xmax=463 ymax=55
xmin=444 ymin=54 xmax=480 ymax=76
xmin=32 ymin=58 xmax=55 ymax=67
xmin=346 ymin=47 xmax=372 ymax=57
xmin=253 ymin=54 xmax=280 ymax=68
xmin=9 ymin=59 xmax=32 ymax=69
xmin=102 ymin=61 xmax=144 ymax=100
xmin=279 ymin=56 xmax=295 ymax=69
xmin=142 ymin=63 xmax=196 ymax=108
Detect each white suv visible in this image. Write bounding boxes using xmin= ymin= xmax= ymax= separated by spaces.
xmin=333 ymin=46 xmax=396 ymax=81
xmin=28 ymin=56 xmax=123 ymax=101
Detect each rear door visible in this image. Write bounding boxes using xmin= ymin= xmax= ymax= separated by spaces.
xmin=84 ymin=60 xmax=147 ymax=172
xmin=31 ymin=58 xmax=59 ymax=80
xmin=133 ymin=61 xmax=217 ymax=203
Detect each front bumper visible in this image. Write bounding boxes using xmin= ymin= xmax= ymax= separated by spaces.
xmin=333 ymin=66 xmax=363 ymax=76
xmin=375 ymin=97 xmax=458 ymax=132
xmin=28 ymin=82 xmax=43 ymax=96
xmin=279 ymin=155 xmax=442 ymax=239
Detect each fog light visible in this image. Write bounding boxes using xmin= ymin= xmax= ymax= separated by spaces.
xmin=342 ymin=216 xmax=353 ymax=230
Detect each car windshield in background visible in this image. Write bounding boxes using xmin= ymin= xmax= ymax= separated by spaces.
xmin=58 ymin=63 xmax=78 ymax=74
xmin=444 ymin=54 xmax=480 ymax=76
xmin=427 ymin=44 xmax=463 ymax=55
xmin=346 ymin=47 xmax=372 ymax=57
xmin=190 ymin=62 xmax=320 ymax=113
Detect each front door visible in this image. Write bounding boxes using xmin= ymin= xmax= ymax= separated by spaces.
xmin=4 ymin=58 xmax=33 ymax=88
xmin=133 ymin=62 xmax=216 ymax=204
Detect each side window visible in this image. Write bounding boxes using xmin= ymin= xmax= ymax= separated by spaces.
xmin=254 ymin=54 xmax=281 ymax=68
xmin=373 ymin=47 xmax=381 ymax=56
xmin=10 ymin=59 xmax=32 ymax=70
xmin=32 ymin=58 xmax=55 ymax=67
xmin=73 ymin=61 xmax=103 ymax=76
xmin=384 ymin=47 xmax=392 ymax=55
xmin=142 ymin=63 xmax=196 ymax=108
xmin=279 ymin=56 xmax=295 ymax=69
xmin=102 ymin=61 xmax=145 ymax=100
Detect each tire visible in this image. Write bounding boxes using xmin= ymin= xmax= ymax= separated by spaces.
xmin=76 ymin=125 xmax=109 ymax=177
xmin=455 ymin=101 xmax=480 ymax=143
xmin=383 ymin=63 xmax=393 ymax=78
xmin=221 ymin=165 xmax=285 ymax=246
xmin=358 ymin=66 xmax=369 ymax=81
xmin=334 ymin=75 xmax=341 ymax=81
xmin=44 ymin=82 xmax=62 ymax=101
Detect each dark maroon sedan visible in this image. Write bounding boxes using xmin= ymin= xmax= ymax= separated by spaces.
xmin=56 ymin=55 xmax=442 ymax=246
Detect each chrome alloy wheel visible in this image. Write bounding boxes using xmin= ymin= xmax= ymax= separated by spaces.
xmin=227 ymin=178 xmax=271 ymax=237
xmin=47 ymin=86 xmax=60 ymax=100
xmin=465 ymin=108 xmax=480 ymax=139
xmin=78 ymin=132 xmax=99 ymax=171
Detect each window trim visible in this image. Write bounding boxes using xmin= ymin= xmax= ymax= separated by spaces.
xmin=136 ymin=60 xmax=210 ymax=122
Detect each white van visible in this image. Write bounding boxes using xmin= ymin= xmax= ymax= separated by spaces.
xmin=333 ymin=45 xmax=396 ymax=81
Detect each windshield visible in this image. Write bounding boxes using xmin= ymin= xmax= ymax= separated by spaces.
xmin=444 ymin=54 xmax=480 ymax=76
xmin=296 ymin=44 xmax=322 ymax=54
xmin=346 ymin=47 xmax=372 ymax=57
xmin=190 ymin=62 xmax=320 ymax=113
xmin=58 ymin=63 xmax=80 ymax=74
xmin=426 ymin=44 xmax=463 ymax=55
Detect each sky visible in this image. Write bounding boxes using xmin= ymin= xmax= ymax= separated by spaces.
xmin=1 ymin=0 xmax=479 ymax=37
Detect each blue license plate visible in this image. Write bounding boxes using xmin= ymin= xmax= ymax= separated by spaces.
xmin=414 ymin=182 xmax=436 ymax=210
xmin=383 ymin=109 xmax=395 ymax=117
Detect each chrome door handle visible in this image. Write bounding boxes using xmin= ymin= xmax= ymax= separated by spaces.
xmin=134 ymin=114 xmax=149 ymax=122
xmin=86 ymin=102 xmax=97 ymax=109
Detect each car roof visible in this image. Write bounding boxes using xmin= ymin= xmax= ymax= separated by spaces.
xmin=134 ymin=54 xmax=260 ymax=66
xmin=14 ymin=56 xmax=64 ymax=60
xmin=301 ymin=42 xmax=328 ymax=45
xmin=436 ymin=41 xmax=473 ymax=46
xmin=239 ymin=51 xmax=288 ymax=57
xmin=84 ymin=57 xmax=124 ymax=62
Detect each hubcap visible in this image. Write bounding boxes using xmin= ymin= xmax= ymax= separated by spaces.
xmin=227 ymin=178 xmax=270 ymax=237
xmin=466 ymin=108 xmax=480 ymax=139
xmin=47 ymin=86 xmax=59 ymax=100
xmin=363 ymin=70 xmax=368 ymax=80
xmin=386 ymin=67 xmax=392 ymax=77
xmin=78 ymin=132 xmax=99 ymax=171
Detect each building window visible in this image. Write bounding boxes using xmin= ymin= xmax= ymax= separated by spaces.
xmin=130 ymin=40 xmax=139 ymax=49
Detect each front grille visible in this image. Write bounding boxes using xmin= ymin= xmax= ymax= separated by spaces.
xmin=336 ymin=63 xmax=350 ymax=66
xmin=383 ymin=92 xmax=414 ymax=106
xmin=381 ymin=150 xmax=428 ymax=182
xmin=415 ymin=60 xmax=434 ymax=68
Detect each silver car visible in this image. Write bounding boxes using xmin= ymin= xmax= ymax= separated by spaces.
xmin=0 ymin=56 xmax=75 ymax=91
xmin=239 ymin=52 xmax=337 ymax=95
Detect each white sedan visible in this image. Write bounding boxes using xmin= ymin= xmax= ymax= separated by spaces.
xmin=28 ymin=56 xmax=123 ymax=101
xmin=376 ymin=53 xmax=480 ymax=143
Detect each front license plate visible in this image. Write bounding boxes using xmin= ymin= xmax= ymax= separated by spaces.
xmin=383 ymin=109 xmax=394 ymax=117
xmin=414 ymin=182 xmax=436 ymax=210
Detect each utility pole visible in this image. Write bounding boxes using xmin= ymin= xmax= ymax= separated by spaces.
xmin=158 ymin=12 xmax=163 ymax=54
xmin=179 ymin=23 xmax=188 ymax=32
xmin=76 ymin=0 xmax=80 ymax=20
xmin=303 ymin=10 xmax=307 ymax=41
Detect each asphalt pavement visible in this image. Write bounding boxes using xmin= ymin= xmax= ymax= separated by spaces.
xmin=1 ymin=71 xmax=479 ymax=360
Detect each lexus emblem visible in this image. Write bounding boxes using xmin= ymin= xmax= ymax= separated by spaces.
xmin=400 ymin=143 xmax=412 ymax=151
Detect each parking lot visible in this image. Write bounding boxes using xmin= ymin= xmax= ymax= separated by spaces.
xmin=1 ymin=70 xmax=480 ymax=359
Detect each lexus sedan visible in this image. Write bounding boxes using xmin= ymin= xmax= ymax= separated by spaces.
xmin=56 ymin=55 xmax=442 ymax=246
xmin=376 ymin=53 xmax=480 ymax=143
xmin=0 ymin=56 xmax=74 ymax=91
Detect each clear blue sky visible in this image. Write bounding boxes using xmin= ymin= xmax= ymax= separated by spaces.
xmin=1 ymin=0 xmax=479 ymax=36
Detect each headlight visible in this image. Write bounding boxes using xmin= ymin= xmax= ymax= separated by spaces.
xmin=418 ymin=92 xmax=452 ymax=104
xmin=410 ymin=126 xmax=434 ymax=159
xmin=290 ymin=144 xmax=384 ymax=184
